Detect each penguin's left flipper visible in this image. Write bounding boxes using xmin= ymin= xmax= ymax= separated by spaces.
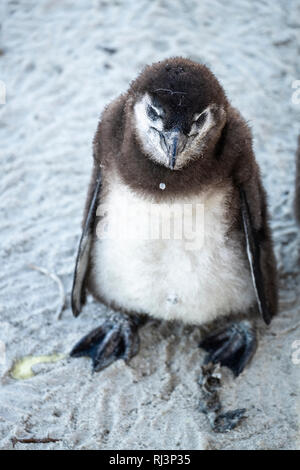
xmin=200 ymin=321 xmax=257 ymax=377
xmin=71 ymin=166 xmax=102 ymax=317
xmin=240 ymin=187 xmax=272 ymax=325
xmin=70 ymin=313 xmax=143 ymax=372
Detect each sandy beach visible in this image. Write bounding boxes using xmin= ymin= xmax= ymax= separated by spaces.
xmin=0 ymin=0 xmax=299 ymax=450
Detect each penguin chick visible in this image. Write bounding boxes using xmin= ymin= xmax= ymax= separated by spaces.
xmin=70 ymin=57 xmax=278 ymax=380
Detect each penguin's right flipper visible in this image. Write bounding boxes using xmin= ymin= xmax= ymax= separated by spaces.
xmin=70 ymin=314 xmax=143 ymax=372
xmin=71 ymin=166 xmax=102 ymax=317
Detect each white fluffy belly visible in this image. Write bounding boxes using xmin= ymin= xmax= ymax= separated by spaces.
xmin=89 ymin=177 xmax=256 ymax=325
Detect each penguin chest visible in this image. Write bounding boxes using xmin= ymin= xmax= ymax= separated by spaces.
xmin=89 ymin=180 xmax=256 ymax=325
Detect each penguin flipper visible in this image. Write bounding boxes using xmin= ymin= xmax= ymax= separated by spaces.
xmin=240 ymin=188 xmax=272 ymax=325
xmin=71 ymin=167 xmax=102 ymax=317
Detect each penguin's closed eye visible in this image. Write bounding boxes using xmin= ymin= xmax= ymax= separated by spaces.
xmin=194 ymin=111 xmax=207 ymax=125
xmin=188 ymin=111 xmax=208 ymax=138
xmin=147 ymin=104 xmax=161 ymax=121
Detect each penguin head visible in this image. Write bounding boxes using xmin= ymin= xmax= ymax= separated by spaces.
xmin=129 ymin=57 xmax=228 ymax=170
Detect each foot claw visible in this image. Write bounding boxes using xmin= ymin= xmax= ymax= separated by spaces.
xmin=70 ymin=314 xmax=141 ymax=372
xmin=200 ymin=321 xmax=257 ymax=377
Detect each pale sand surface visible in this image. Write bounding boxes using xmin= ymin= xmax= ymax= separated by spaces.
xmin=0 ymin=0 xmax=299 ymax=449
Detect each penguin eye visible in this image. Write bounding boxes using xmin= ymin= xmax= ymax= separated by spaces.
xmin=147 ymin=105 xmax=160 ymax=121
xmin=194 ymin=111 xmax=207 ymax=126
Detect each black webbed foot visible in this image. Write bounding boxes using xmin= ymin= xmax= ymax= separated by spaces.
xmin=199 ymin=321 xmax=257 ymax=377
xmin=70 ymin=314 xmax=145 ymax=372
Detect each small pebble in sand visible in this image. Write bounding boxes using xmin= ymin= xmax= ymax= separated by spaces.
xmin=159 ymin=182 xmax=166 ymax=190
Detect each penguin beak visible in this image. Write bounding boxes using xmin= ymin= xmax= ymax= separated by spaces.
xmin=160 ymin=128 xmax=187 ymax=170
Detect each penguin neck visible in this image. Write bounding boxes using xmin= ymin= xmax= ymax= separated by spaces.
xmin=117 ymin=122 xmax=230 ymax=201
